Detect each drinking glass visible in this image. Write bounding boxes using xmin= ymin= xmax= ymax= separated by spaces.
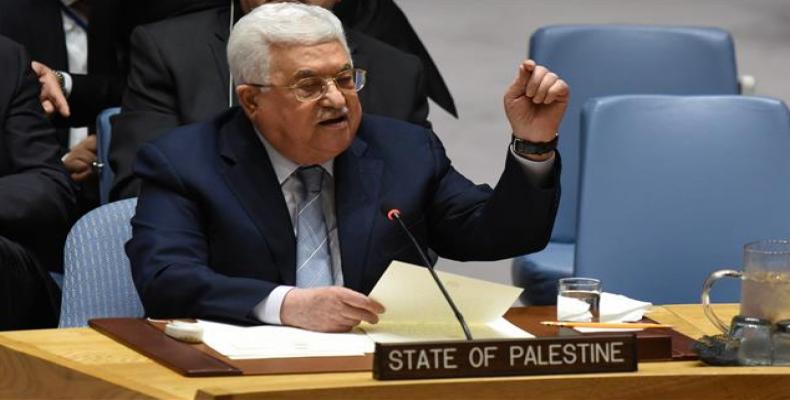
xmin=557 ymin=277 xmax=601 ymax=322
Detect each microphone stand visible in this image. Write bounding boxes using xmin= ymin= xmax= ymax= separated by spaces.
xmin=387 ymin=209 xmax=473 ymax=341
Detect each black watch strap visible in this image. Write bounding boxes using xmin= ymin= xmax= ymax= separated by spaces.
xmin=511 ymin=134 xmax=558 ymax=156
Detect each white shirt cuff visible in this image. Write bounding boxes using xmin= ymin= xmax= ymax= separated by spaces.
xmin=509 ymin=145 xmax=555 ymax=186
xmin=252 ymin=285 xmax=295 ymax=325
xmin=60 ymin=71 xmax=73 ymax=98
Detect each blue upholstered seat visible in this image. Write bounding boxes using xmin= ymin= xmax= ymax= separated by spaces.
xmin=574 ymin=95 xmax=790 ymax=304
xmin=513 ymin=25 xmax=740 ymax=304
xmin=96 ymin=107 xmax=121 ymax=205
xmin=59 ymin=198 xmax=142 ymax=327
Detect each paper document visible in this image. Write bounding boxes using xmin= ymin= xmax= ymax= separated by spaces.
xmin=200 ymin=261 xmax=530 ymax=359
xmin=198 ymin=320 xmax=374 ymax=359
xmin=360 ymin=261 xmax=532 ymax=342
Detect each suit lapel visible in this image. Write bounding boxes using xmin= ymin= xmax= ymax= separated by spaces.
xmin=219 ymin=111 xmax=297 ymax=285
xmin=209 ymin=8 xmax=235 ymax=107
xmin=335 ymin=125 xmax=383 ymax=292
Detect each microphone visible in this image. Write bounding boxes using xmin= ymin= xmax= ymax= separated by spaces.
xmin=381 ymin=205 xmax=473 ymax=340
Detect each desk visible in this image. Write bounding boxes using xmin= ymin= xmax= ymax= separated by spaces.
xmin=2 ymin=304 xmax=789 ymax=400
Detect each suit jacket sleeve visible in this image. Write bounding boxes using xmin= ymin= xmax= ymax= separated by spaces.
xmin=127 ymin=143 xmax=275 ymax=324
xmin=109 ymin=26 xmax=182 ymax=200
xmin=0 ymin=41 xmax=76 ymax=247
xmin=426 ymin=133 xmax=561 ymax=260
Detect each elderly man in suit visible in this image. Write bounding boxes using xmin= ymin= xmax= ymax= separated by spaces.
xmin=127 ymin=3 xmax=567 ymax=332
xmin=109 ymin=0 xmax=430 ymax=200
xmin=0 ymin=36 xmax=77 ymax=329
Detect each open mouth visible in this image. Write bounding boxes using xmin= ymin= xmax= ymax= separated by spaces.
xmin=319 ymin=115 xmax=348 ymax=126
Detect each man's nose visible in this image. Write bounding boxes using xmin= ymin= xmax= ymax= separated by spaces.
xmin=321 ymin=81 xmax=347 ymax=108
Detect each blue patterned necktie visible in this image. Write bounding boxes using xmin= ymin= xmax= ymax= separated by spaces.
xmin=294 ymin=166 xmax=333 ymax=287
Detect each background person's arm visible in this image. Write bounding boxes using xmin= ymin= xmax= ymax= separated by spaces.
xmin=0 ymin=42 xmax=76 ymax=241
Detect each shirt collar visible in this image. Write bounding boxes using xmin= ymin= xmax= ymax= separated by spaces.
xmin=254 ymin=127 xmax=334 ymax=185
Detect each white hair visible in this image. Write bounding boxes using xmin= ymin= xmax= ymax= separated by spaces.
xmin=227 ymin=2 xmax=350 ymax=85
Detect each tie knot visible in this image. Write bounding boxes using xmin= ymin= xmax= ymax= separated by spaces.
xmin=296 ymin=166 xmax=324 ymax=194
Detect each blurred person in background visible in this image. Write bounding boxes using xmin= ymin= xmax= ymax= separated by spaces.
xmin=0 ymin=0 xmax=136 ymax=214
xmin=108 ymin=0 xmax=431 ymax=200
xmin=0 ymin=36 xmax=76 ymax=330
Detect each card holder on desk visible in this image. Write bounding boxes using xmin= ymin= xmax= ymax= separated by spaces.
xmin=89 ymin=318 xmax=372 ymax=377
xmin=89 ymin=318 xmax=242 ymax=377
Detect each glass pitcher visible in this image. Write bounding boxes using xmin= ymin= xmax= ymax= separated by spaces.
xmin=702 ymin=240 xmax=790 ymax=334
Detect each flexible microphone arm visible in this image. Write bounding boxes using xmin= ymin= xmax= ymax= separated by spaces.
xmin=384 ymin=208 xmax=473 ymax=341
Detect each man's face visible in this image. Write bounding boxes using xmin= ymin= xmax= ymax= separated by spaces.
xmin=240 ymin=0 xmax=340 ymax=13
xmin=237 ymin=40 xmax=362 ymax=166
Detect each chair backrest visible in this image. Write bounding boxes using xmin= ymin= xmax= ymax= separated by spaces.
xmin=574 ymin=95 xmax=790 ymax=304
xmin=96 ymin=107 xmax=121 ymax=205
xmin=60 ymin=198 xmax=143 ymax=327
xmin=529 ymin=25 xmax=740 ymax=243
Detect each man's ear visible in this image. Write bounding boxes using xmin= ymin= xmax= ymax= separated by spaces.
xmin=236 ymin=85 xmax=260 ymax=117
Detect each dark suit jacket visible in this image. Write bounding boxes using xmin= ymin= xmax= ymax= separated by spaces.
xmin=108 ymin=0 xmax=458 ymax=116
xmin=0 ymin=36 xmax=76 ymax=270
xmin=334 ymin=0 xmax=457 ymax=117
xmin=109 ymin=6 xmax=430 ymax=201
xmin=0 ymin=0 xmax=128 ymax=133
xmin=127 ymin=108 xmax=560 ymax=323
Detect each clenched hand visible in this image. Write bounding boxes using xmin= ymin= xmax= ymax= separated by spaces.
xmin=503 ymin=59 xmax=569 ymax=160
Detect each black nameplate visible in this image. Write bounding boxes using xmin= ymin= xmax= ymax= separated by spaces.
xmin=373 ymin=334 xmax=637 ymax=380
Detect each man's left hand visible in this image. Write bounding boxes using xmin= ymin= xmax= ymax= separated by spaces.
xmin=503 ymin=59 xmax=569 ymax=145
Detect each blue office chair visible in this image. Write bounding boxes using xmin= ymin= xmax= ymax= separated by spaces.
xmin=514 ymin=25 xmax=740 ymax=304
xmin=96 ymin=107 xmax=121 ymax=205
xmin=59 ymin=198 xmax=143 ymax=327
xmin=574 ymin=95 xmax=790 ymax=304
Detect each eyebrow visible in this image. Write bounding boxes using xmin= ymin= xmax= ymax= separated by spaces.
xmin=292 ymin=63 xmax=353 ymax=80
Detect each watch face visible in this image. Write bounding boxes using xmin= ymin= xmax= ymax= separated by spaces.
xmin=54 ymin=72 xmax=65 ymax=88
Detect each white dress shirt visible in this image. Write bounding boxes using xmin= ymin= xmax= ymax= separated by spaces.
xmin=252 ymin=131 xmax=343 ymax=324
xmin=60 ymin=2 xmax=89 ymax=148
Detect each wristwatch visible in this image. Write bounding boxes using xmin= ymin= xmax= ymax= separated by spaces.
xmin=511 ymin=134 xmax=558 ymax=156
xmin=54 ymin=70 xmax=66 ymax=92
